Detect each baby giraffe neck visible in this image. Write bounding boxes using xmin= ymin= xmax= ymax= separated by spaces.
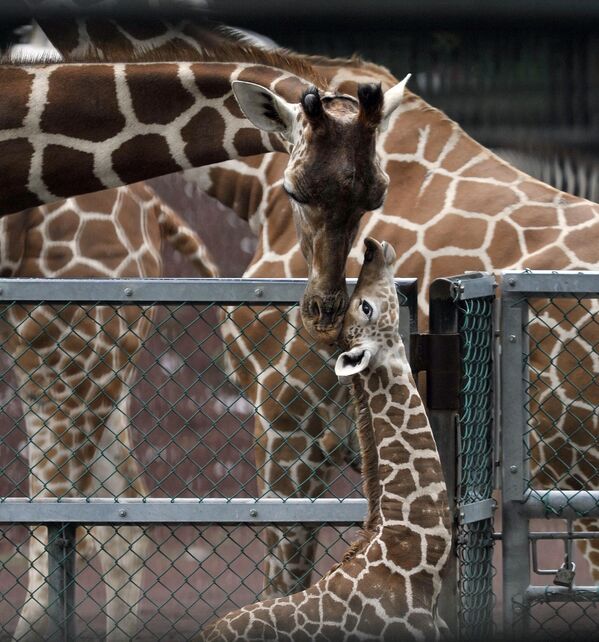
xmin=356 ymin=345 xmax=450 ymax=553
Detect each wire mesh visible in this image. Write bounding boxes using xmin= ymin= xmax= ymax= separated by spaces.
xmin=524 ymin=296 xmax=599 ymax=510
xmin=455 ymin=296 xmax=495 ymax=638
xmin=0 ymin=294 xmax=366 ymax=639
xmin=512 ymin=592 xmax=599 ymax=641
xmin=507 ymin=286 xmax=599 ymax=637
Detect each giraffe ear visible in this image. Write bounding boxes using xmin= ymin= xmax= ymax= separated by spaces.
xmin=232 ymin=81 xmax=298 ymax=140
xmin=381 ymin=241 xmax=396 ymax=266
xmin=335 ymin=348 xmax=372 ymax=384
xmin=379 ymin=73 xmax=411 ymax=132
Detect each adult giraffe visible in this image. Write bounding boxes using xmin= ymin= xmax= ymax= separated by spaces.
xmin=3 ymin=182 xmax=219 ymax=641
xmin=36 ymin=17 xmax=599 ymax=607
xmin=0 ymin=41 xmax=409 ymax=340
xmin=192 ymin=53 xmax=599 ymax=603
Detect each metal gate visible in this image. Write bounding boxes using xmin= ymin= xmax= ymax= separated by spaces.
xmin=501 ymin=270 xmax=599 ymax=640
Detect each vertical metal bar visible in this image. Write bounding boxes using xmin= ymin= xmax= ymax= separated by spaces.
xmin=428 ymin=279 xmax=459 ymax=635
xmin=396 ymin=279 xmax=418 ymax=369
xmin=46 ymin=523 xmax=76 ymax=642
xmin=501 ymin=293 xmax=530 ymax=637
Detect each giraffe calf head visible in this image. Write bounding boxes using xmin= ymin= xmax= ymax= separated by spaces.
xmin=233 ymin=76 xmax=411 ymax=344
xmin=335 ymin=237 xmax=399 ymax=383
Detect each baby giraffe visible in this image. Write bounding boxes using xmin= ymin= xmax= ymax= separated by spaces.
xmin=199 ymin=237 xmax=451 ymax=641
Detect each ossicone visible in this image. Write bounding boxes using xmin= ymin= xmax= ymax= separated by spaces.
xmin=357 ymin=82 xmax=384 ymax=128
xmin=301 ymin=86 xmax=325 ymax=125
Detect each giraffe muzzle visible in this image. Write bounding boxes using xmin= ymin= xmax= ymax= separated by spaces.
xmin=301 ymin=291 xmax=348 ymax=343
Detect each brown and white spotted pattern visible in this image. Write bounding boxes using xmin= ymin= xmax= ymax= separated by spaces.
xmin=4 ymin=182 xmax=217 ymax=642
xmin=192 ymin=54 xmax=599 ymax=589
xmin=36 ymin=18 xmax=599 ymax=591
xmin=198 ymin=238 xmax=450 ymax=642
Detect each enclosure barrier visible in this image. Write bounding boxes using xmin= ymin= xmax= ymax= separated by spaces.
xmin=12 ymin=271 xmax=599 ymax=640
xmin=0 ymin=277 xmax=422 ymax=641
xmin=423 ymin=273 xmax=496 ymax=639
xmin=501 ymin=270 xmax=599 ymax=640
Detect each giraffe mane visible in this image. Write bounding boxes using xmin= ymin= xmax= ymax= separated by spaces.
xmin=4 ymin=22 xmax=328 ymax=89
xmin=324 ymin=375 xmax=382 ymax=574
xmin=5 ymin=19 xmax=404 ymax=92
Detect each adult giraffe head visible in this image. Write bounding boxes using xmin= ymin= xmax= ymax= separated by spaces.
xmin=233 ymin=74 xmax=411 ymax=343
xmin=27 ymin=15 xmax=410 ymax=341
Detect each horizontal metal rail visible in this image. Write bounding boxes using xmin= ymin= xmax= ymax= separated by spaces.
xmin=0 ymin=277 xmax=417 ymax=304
xmin=502 ymin=270 xmax=599 ymax=296
xmin=526 ymin=586 xmax=599 ymax=603
xmin=523 ymin=490 xmax=599 ymax=518
xmin=0 ymin=498 xmax=367 ymax=525
xmin=492 ymin=531 xmax=599 ymax=540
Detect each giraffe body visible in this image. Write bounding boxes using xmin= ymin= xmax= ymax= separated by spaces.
xmin=48 ymin=17 xmax=599 ymax=597
xmin=4 ymin=182 xmax=217 ymax=641
xmin=199 ymin=238 xmax=450 ymax=642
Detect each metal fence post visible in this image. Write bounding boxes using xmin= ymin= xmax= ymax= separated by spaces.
xmin=427 ymin=273 xmax=496 ymax=639
xmin=427 ymin=277 xmax=461 ymax=635
xmin=46 ymin=523 xmax=76 ymax=642
xmin=500 ymin=290 xmax=530 ymax=638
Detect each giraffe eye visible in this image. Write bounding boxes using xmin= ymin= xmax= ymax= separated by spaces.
xmin=283 ymin=184 xmax=308 ymax=204
xmin=361 ymin=300 xmax=373 ymax=319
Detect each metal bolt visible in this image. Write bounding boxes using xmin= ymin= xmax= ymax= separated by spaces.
xmin=119 ymin=509 xmax=127 ymax=517
xmin=249 ymin=509 xmax=258 ymax=517
xmin=459 ymin=511 xmax=465 ymax=519
xmin=510 ymin=465 xmax=518 ymax=474
xmin=124 ymin=287 xmax=133 ymax=297
xmin=254 ymin=288 xmax=263 ymax=298
xmin=508 ymin=277 xmax=516 ymax=286
xmin=509 ymin=334 xmax=516 ymax=343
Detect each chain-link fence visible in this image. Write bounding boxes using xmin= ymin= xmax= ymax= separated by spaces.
xmin=15 ymin=272 xmax=594 ymax=640
xmin=0 ymin=277 xmax=423 ymax=640
xmin=425 ymin=274 xmax=496 ymax=638
xmin=501 ymin=270 xmax=599 ymax=640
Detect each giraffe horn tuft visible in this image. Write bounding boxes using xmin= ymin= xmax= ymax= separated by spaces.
xmin=301 ymin=86 xmax=325 ymax=125
xmin=357 ymin=82 xmax=384 ymax=129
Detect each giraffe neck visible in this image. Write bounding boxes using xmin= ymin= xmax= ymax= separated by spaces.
xmin=355 ymin=348 xmax=450 ymax=549
xmin=0 ymin=61 xmax=300 ymax=216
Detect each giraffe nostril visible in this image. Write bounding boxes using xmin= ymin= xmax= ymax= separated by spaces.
xmin=310 ymin=298 xmax=322 ymax=318
xmin=335 ymin=292 xmax=348 ymax=317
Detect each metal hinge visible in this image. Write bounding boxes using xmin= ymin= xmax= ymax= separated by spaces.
xmin=457 ymin=498 xmax=497 ymax=524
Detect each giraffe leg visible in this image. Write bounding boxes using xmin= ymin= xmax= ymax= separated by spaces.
xmin=91 ymin=400 xmax=149 ymax=641
xmin=261 ymin=525 xmax=319 ymax=598
xmin=93 ymin=524 xmax=148 ymax=641
xmin=12 ymin=527 xmax=49 ymax=642
xmin=254 ymin=406 xmax=330 ymax=599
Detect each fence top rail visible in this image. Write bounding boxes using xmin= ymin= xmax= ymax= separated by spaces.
xmin=502 ymin=270 xmax=599 ymax=296
xmin=0 ymin=497 xmax=368 ymax=524
xmin=0 ymin=277 xmax=418 ymax=304
xmin=430 ymin=271 xmax=496 ymax=302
